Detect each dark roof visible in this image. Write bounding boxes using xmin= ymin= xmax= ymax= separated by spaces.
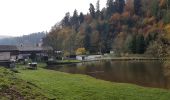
xmin=0 ymin=45 xmax=18 ymax=51
xmin=17 ymin=45 xmax=53 ymax=51
xmin=0 ymin=45 xmax=53 ymax=52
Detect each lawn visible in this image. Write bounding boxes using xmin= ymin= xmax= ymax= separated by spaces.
xmin=0 ymin=67 xmax=48 ymax=100
xmin=16 ymin=64 xmax=170 ymax=100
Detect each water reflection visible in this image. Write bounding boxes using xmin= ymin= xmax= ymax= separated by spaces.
xmin=47 ymin=60 xmax=170 ymax=89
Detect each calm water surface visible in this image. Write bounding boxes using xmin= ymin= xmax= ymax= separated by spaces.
xmin=47 ymin=60 xmax=170 ymax=89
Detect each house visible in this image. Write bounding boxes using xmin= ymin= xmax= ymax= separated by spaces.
xmin=0 ymin=45 xmax=18 ymax=60
xmin=76 ymin=55 xmax=87 ymax=60
xmin=76 ymin=55 xmax=102 ymax=61
xmin=0 ymin=45 xmax=18 ymax=67
xmin=17 ymin=45 xmax=53 ymax=61
xmin=0 ymin=44 xmax=53 ymax=62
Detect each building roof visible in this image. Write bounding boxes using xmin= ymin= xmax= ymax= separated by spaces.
xmin=0 ymin=45 xmax=53 ymax=52
xmin=0 ymin=45 xmax=18 ymax=51
xmin=17 ymin=45 xmax=53 ymax=52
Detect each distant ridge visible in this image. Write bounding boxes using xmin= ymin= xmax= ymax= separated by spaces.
xmin=0 ymin=35 xmax=13 ymax=39
xmin=0 ymin=32 xmax=46 ymax=45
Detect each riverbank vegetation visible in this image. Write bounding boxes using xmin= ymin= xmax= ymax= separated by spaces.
xmin=15 ymin=64 xmax=170 ymax=100
xmin=43 ymin=0 xmax=170 ymax=57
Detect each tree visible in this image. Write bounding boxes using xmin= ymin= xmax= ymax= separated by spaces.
xmin=71 ymin=9 xmax=79 ymax=24
xmin=96 ymin=0 xmax=100 ymax=18
xmin=62 ymin=12 xmax=70 ymax=27
xmin=84 ymin=25 xmax=92 ymax=51
xmin=106 ymin=0 xmax=116 ymax=17
xmin=151 ymin=0 xmax=159 ymax=17
xmin=96 ymin=0 xmax=100 ymax=12
xmin=115 ymin=0 xmax=125 ymax=13
xmin=145 ymin=41 xmax=167 ymax=57
xmin=76 ymin=48 xmax=86 ymax=55
xmin=128 ymin=35 xmax=137 ymax=53
xmin=163 ymin=11 xmax=170 ymax=24
xmin=71 ymin=9 xmax=79 ymax=31
xmin=79 ymin=12 xmax=84 ymax=24
xmin=89 ymin=3 xmax=96 ymax=18
xmin=125 ymin=0 xmax=134 ymax=12
xmin=160 ymin=0 xmax=170 ymax=10
xmin=164 ymin=24 xmax=170 ymax=40
xmin=136 ymin=34 xmax=146 ymax=54
xmin=168 ymin=0 xmax=170 ymax=9
xmin=134 ymin=0 xmax=142 ymax=16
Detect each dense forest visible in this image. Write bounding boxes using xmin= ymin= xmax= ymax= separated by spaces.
xmin=43 ymin=0 xmax=170 ymax=57
xmin=0 ymin=32 xmax=45 ymax=45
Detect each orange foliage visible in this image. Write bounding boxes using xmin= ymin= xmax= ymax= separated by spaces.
xmin=159 ymin=0 xmax=166 ymax=8
xmin=110 ymin=13 xmax=121 ymax=21
xmin=125 ymin=0 xmax=134 ymax=12
xmin=121 ymin=11 xmax=130 ymax=18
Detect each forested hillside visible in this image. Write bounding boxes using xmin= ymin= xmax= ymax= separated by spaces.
xmin=43 ymin=0 xmax=170 ymax=57
xmin=0 ymin=32 xmax=46 ymax=45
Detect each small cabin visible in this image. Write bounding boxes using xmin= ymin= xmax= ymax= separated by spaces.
xmin=0 ymin=45 xmax=18 ymax=67
xmin=76 ymin=55 xmax=86 ymax=61
xmin=17 ymin=45 xmax=53 ymax=61
xmin=0 ymin=45 xmax=18 ymax=60
xmin=76 ymin=55 xmax=102 ymax=61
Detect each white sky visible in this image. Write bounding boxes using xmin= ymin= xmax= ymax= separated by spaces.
xmin=0 ymin=0 xmax=107 ymax=36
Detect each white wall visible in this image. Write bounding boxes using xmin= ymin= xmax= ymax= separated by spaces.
xmin=0 ymin=52 xmax=10 ymax=61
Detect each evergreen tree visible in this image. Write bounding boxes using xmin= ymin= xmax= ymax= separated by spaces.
xmin=134 ymin=0 xmax=142 ymax=16
xmin=79 ymin=12 xmax=84 ymax=24
xmin=128 ymin=35 xmax=136 ymax=53
xmin=96 ymin=0 xmax=100 ymax=12
xmin=71 ymin=9 xmax=79 ymax=31
xmin=96 ymin=0 xmax=100 ymax=18
xmin=71 ymin=9 xmax=79 ymax=25
xmin=136 ymin=34 xmax=146 ymax=54
xmin=151 ymin=0 xmax=159 ymax=17
xmin=167 ymin=0 xmax=170 ymax=10
xmin=89 ymin=3 xmax=96 ymax=18
xmin=106 ymin=0 xmax=116 ymax=17
xmin=62 ymin=12 xmax=70 ymax=27
xmin=115 ymin=0 xmax=125 ymax=13
xmin=84 ymin=25 xmax=92 ymax=51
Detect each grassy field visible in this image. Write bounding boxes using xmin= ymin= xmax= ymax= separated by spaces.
xmin=0 ymin=67 xmax=48 ymax=100
xmin=16 ymin=64 xmax=170 ymax=100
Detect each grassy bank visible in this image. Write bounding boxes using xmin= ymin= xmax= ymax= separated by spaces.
xmin=47 ymin=60 xmax=81 ymax=65
xmin=16 ymin=64 xmax=170 ymax=100
xmin=0 ymin=67 xmax=48 ymax=100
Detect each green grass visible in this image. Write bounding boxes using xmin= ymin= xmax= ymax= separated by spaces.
xmin=56 ymin=60 xmax=81 ymax=63
xmin=16 ymin=64 xmax=170 ymax=100
xmin=0 ymin=67 xmax=49 ymax=100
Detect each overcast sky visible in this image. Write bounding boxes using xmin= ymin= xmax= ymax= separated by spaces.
xmin=0 ymin=0 xmax=107 ymax=36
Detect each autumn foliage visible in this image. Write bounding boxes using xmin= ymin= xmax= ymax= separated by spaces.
xmin=43 ymin=0 xmax=170 ymax=57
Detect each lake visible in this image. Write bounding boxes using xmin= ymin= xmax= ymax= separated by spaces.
xmin=47 ymin=60 xmax=170 ymax=89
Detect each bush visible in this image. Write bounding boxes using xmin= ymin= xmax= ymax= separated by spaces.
xmin=76 ymin=48 xmax=86 ymax=55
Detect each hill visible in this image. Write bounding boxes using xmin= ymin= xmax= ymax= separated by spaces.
xmin=0 ymin=35 xmax=12 ymax=39
xmin=0 ymin=32 xmax=46 ymax=45
xmin=43 ymin=0 xmax=170 ymax=57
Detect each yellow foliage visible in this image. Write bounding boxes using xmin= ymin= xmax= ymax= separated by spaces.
xmin=64 ymin=51 xmax=70 ymax=57
xmin=164 ymin=24 xmax=170 ymax=40
xmin=76 ymin=48 xmax=86 ymax=55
